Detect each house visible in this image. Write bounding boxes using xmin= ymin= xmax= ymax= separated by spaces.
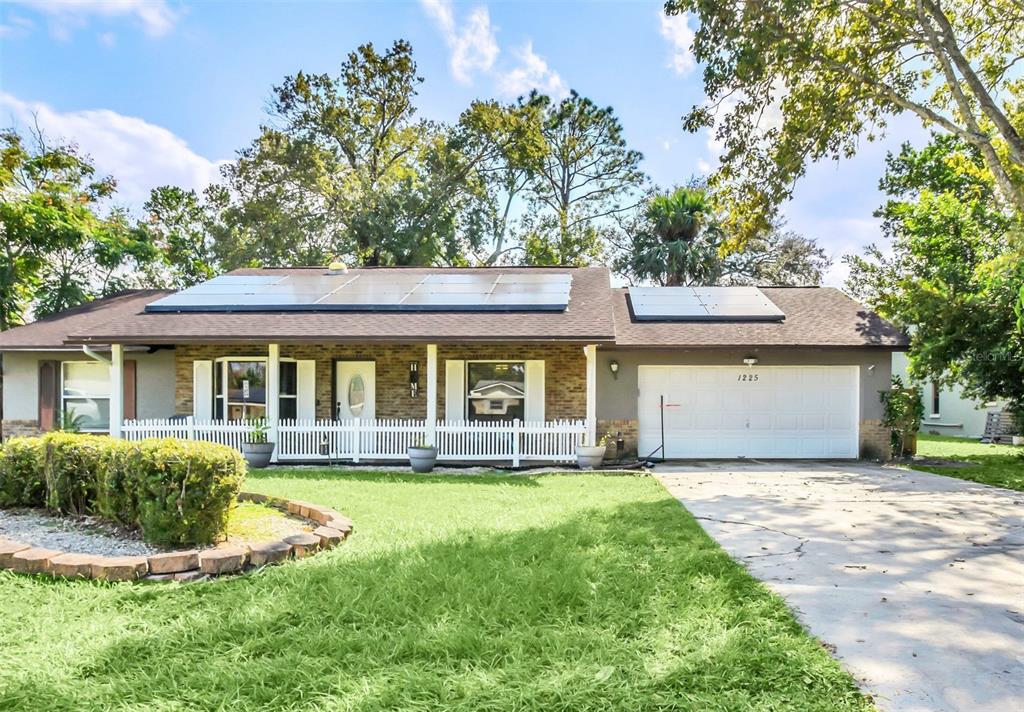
xmin=0 ymin=266 xmax=907 ymax=463
xmin=891 ymin=352 xmax=1005 ymax=439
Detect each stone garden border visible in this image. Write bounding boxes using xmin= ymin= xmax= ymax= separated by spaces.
xmin=0 ymin=492 xmax=353 ymax=583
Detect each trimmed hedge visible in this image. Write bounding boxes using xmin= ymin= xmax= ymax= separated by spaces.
xmin=0 ymin=434 xmax=246 ymax=546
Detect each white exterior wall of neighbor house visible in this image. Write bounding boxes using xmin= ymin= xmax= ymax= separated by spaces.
xmin=891 ymin=352 xmax=1000 ymax=438
xmin=1 ymin=349 xmax=176 ymax=435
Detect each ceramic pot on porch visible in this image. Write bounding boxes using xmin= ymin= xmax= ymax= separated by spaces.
xmin=242 ymin=442 xmax=276 ymax=469
xmin=576 ymin=445 xmax=606 ymax=470
xmin=408 ymin=445 xmax=438 ymax=473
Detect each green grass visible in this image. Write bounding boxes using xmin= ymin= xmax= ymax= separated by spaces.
xmin=913 ymin=434 xmax=1024 ymax=491
xmin=0 ymin=470 xmax=870 ymax=711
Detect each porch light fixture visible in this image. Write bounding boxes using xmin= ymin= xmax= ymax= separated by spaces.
xmin=409 ymin=361 xmax=419 ymax=398
xmin=609 ymin=359 xmax=619 ymax=379
xmin=743 ymin=357 xmax=759 ymax=367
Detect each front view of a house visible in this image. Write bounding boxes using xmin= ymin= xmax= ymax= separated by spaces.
xmin=0 ymin=266 xmax=906 ymax=462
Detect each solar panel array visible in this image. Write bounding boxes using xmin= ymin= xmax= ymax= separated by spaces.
xmin=145 ymin=272 xmax=573 ymax=313
xmin=628 ymin=286 xmax=784 ymax=322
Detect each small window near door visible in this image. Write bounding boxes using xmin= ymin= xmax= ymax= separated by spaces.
xmin=215 ymin=359 xmax=301 ymax=421
xmin=931 ymin=383 xmax=941 ymax=417
xmin=279 ymin=362 xmax=297 ymax=419
xmin=467 ymin=362 xmax=525 ymax=421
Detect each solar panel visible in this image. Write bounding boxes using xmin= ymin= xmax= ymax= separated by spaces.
xmin=629 ymin=286 xmax=784 ymax=322
xmin=145 ymin=272 xmax=572 ymax=313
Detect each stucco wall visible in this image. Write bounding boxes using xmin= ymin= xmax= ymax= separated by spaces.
xmin=596 ymin=347 xmax=894 ymax=422
xmin=1 ymin=349 xmax=176 ymax=435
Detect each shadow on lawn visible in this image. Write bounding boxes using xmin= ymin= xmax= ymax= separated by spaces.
xmin=5 ymin=499 xmax=868 ymax=711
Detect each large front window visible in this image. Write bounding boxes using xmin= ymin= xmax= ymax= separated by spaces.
xmin=62 ymin=361 xmax=110 ymax=431
xmin=214 ymin=359 xmax=297 ymax=421
xmin=467 ymin=361 xmax=525 ymax=422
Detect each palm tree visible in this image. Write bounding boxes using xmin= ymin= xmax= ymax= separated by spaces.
xmin=622 ymin=187 xmax=723 ymax=286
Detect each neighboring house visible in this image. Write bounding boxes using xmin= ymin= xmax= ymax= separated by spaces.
xmin=0 ymin=266 xmax=906 ymax=462
xmin=892 ymin=352 xmax=1003 ymax=439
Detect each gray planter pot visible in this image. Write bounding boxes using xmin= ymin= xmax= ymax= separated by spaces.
xmin=576 ymin=445 xmax=606 ymax=470
xmin=242 ymin=441 xmax=276 ymax=469
xmin=408 ymin=446 xmax=438 ymax=473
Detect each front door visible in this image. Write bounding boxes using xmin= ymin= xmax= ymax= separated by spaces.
xmin=336 ymin=361 xmax=375 ymax=420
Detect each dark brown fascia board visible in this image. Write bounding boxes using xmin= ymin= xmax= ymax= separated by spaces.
xmin=602 ymin=343 xmax=909 ymax=351
xmin=65 ymin=335 xmax=617 ymax=346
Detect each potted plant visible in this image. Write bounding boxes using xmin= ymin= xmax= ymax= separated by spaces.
xmin=576 ymin=432 xmax=610 ymax=470
xmin=408 ymin=438 xmax=438 ymax=473
xmin=241 ymin=419 xmax=275 ymax=469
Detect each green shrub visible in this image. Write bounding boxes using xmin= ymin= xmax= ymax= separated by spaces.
xmin=0 ymin=438 xmax=45 ymax=507
xmin=0 ymin=434 xmax=246 ymax=546
xmin=121 ymin=439 xmax=246 ymax=546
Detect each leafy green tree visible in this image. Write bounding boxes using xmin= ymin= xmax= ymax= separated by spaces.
xmin=615 ymin=185 xmax=829 ymax=286
xmin=225 ymin=41 xmax=544 ymax=268
xmin=616 ymin=186 xmax=723 ymax=285
xmin=846 ymin=134 xmax=1023 ymax=410
xmin=141 ymin=185 xmax=229 ymax=288
xmin=524 ymin=91 xmax=645 ymax=265
xmin=720 ymin=229 xmax=830 ymax=286
xmin=667 ymin=0 xmax=1024 ymax=240
xmin=0 ymin=127 xmax=155 ymax=328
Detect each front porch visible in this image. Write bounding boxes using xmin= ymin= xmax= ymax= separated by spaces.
xmin=108 ymin=341 xmax=599 ymax=465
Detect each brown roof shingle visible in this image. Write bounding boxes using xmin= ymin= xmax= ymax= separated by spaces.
xmin=611 ymin=287 xmax=908 ymax=348
xmin=66 ymin=267 xmax=616 ymax=345
xmin=0 ymin=290 xmax=173 ymax=350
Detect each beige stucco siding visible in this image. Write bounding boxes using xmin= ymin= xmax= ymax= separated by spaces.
xmin=595 ymin=347 xmax=893 ymax=422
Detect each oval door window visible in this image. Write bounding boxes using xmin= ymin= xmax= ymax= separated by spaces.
xmin=348 ymin=375 xmax=366 ymax=418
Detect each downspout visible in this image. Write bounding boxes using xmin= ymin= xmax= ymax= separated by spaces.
xmin=81 ymin=345 xmax=110 ymax=364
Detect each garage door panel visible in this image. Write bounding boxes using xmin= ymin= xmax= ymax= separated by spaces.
xmin=638 ymin=366 xmax=858 ymax=459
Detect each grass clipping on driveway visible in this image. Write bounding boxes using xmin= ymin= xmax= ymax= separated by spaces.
xmin=0 ymin=470 xmax=870 ymax=711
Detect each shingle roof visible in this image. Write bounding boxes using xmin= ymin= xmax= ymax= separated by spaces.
xmin=65 ymin=267 xmax=617 ymax=345
xmin=0 ymin=271 xmax=907 ymax=350
xmin=610 ymin=287 xmax=908 ymax=348
xmin=0 ymin=290 xmax=173 ymax=350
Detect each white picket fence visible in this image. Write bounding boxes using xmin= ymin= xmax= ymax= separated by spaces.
xmin=121 ymin=417 xmax=587 ymax=466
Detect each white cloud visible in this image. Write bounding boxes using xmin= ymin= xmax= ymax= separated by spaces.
xmin=658 ymin=11 xmax=696 ymax=76
xmin=97 ymin=30 xmax=116 ymax=47
xmin=10 ymin=0 xmax=178 ymax=38
xmin=1 ymin=93 xmax=226 ymax=210
xmin=0 ymin=13 xmax=35 ymax=38
xmin=496 ymin=41 xmax=568 ymax=99
xmin=420 ymin=0 xmax=498 ymax=84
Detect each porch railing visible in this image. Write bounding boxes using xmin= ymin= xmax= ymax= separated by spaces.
xmin=122 ymin=417 xmax=587 ymax=466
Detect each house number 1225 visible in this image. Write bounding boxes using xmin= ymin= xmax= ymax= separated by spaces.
xmin=737 ymin=374 xmax=759 ymax=382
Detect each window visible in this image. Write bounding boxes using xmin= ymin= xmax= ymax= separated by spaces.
xmin=62 ymin=361 xmax=110 ymax=431
xmin=931 ymin=383 xmax=941 ymax=417
xmin=466 ymin=361 xmax=525 ymax=422
xmin=214 ymin=359 xmax=297 ymax=421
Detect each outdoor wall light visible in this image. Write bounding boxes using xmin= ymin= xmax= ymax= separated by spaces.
xmin=409 ymin=361 xmax=419 ymax=398
xmin=609 ymin=359 xmax=620 ymax=379
xmin=743 ymin=357 xmax=759 ymax=367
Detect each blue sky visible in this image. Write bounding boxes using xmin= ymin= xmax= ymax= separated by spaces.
xmin=0 ymin=0 xmax=926 ymax=287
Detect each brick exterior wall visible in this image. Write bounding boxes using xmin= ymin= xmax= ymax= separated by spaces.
xmin=596 ymin=418 xmax=639 ymax=459
xmin=1 ymin=419 xmax=43 ymax=441
xmin=859 ymin=418 xmax=893 ymax=460
xmin=174 ymin=342 xmax=587 ymax=422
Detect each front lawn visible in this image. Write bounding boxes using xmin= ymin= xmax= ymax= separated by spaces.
xmin=0 ymin=470 xmax=869 ymax=711
xmin=914 ymin=434 xmax=1024 ymax=492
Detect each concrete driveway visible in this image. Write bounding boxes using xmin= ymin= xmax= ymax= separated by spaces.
xmin=656 ymin=461 xmax=1024 ymax=712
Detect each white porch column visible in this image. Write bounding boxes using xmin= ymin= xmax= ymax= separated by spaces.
xmin=426 ymin=344 xmax=438 ymax=446
xmin=109 ymin=343 xmax=124 ymax=439
xmin=585 ymin=344 xmax=597 ymax=445
xmin=267 ymin=343 xmax=280 ymax=462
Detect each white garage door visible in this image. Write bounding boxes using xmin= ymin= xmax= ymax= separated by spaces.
xmin=638 ymin=366 xmax=859 ymax=459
